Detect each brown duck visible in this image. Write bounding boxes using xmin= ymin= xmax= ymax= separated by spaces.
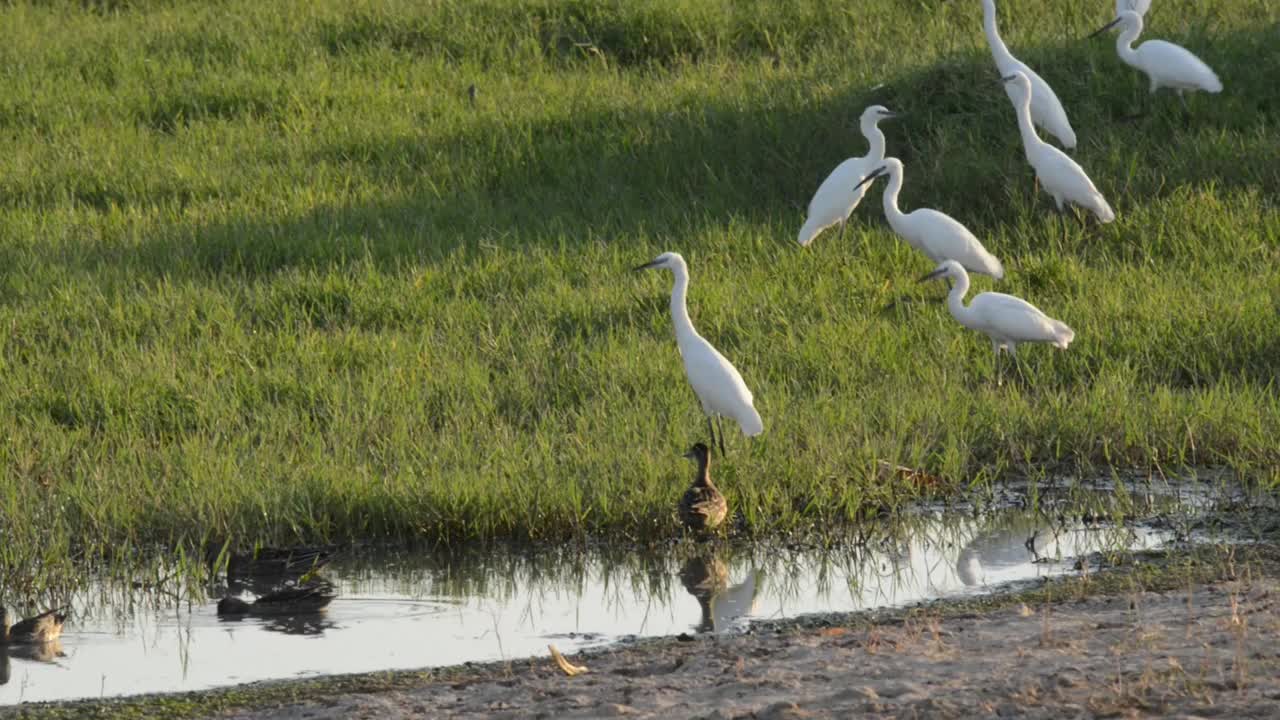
xmin=678 ymin=442 xmax=728 ymax=532
xmin=0 ymin=607 xmax=67 ymax=645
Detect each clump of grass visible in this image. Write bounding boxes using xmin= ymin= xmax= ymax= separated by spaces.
xmin=0 ymin=0 xmax=1277 ymax=594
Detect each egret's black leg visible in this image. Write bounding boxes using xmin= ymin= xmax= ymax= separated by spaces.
xmin=707 ymin=416 xmax=717 ymax=453
xmin=715 ymin=416 xmax=727 ymax=457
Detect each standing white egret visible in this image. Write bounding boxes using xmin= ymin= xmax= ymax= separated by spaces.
xmin=1003 ymin=72 xmax=1115 ymax=223
xmin=852 ymin=158 xmax=1005 ymax=279
xmin=982 ymin=0 xmax=1077 ymax=149
xmin=1116 ymin=0 xmax=1151 ymax=19
xmin=921 ymin=260 xmax=1074 ymax=385
xmin=797 ymin=105 xmax=901 ymax=247
xmin=1089 ymin=10 xmax=1222 ymax=105
xmin=634 ymin=252 xmax=763 ymax=454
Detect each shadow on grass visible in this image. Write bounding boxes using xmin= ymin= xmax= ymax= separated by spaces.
xmin=41 ymin=25 xmax=1280 ymax=286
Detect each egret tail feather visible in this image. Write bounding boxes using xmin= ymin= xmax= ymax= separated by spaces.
xmin=797 ymin=218 xmax=823 ymax=247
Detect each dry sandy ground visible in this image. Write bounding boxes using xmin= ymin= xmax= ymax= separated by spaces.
xmin=217 ymin=576 xmax=1280 ymax=719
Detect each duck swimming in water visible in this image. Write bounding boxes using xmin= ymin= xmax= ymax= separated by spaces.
xmin=0 ymin=607 xmax=67 ymax=645
xmin=678 ymin=442 xmax=728 ymax=533
xmin=217 ymin=581 xmax=337 ymax=617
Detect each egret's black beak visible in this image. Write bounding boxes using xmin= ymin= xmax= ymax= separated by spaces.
xmin=919 ymin=267 xmax=949 ymax=283
xmin=853 ymin=166 xmax=889 ymax=192
xmin=633 ymin=259 xmax=662 ymax=272
xmin=682 ymin=448 xmax=697 ymax=459
xmin=1087 ymin=17 xmax=1121 ymax=39
xmin=1001 ymin=74 xmax=1018 ymax=84
xmin=880 ymin=110 xmax=903 ymax=120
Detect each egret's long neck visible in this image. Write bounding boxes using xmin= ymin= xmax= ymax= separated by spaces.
xmin=669 ymin=262 xmax=698 ymax=343
xmin=861 ymin=120 xmax=886 ymax=163
xmin=1116 ymin=23 xmax=1141 ymax=66
xmin=881 ymin=167 xmax=906 ymax=231
xmin=1012 ymin=86 xmax=1042 ymax=155
xmin=982 ymin=1 xmax=1015 ymax=68
xmin=946 ymin=271 xmax=973 ymax=326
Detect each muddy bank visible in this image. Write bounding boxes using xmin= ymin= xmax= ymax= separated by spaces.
xmin=213 ymin=575 xmax=1278 ymax=718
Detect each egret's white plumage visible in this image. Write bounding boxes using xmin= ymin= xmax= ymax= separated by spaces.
xmin=797 ymin=105 xmax=900 ymax=247
xmin=982 ymin=0 xmax=1076 ymax=149
xmin=922 ymin=260 xmax=1074 ymax=384
xmin=1091 ymin=11 xmax=1222 ymax=96
xmin=1003 ymin=72 xmax=1115 ymax=223
xmin=854 ymin=158 xmax=1004 ymax=279
xmin=635 ymin=252 xmax=763 ymax=450
xmin=1116 ymin=0 xmax=1152 ymax=19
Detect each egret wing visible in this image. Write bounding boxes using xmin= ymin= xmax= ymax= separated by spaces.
xmin=970 ymin=292 xmax=1068 ymax=344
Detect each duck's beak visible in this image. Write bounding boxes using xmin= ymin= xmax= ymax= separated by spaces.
xmin=633 ymin=259 xmax=662 ymax=272
xmin=919 ymin=267 xmax=949 ymax=283
xmin=1087 ymin=17 xmax=1122 ymax=39
xmin=853 ymin=166 xmax=889 ymax=192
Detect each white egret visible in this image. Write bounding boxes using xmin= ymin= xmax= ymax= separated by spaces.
xmin=634 ymin=252 xmax=763 ymax=454
xmin=1089 ymin=10 xmax=1222 ymax=105
xmin=1003 ymin=72 xmax=1115 ymax=223
xmin=852 ymin=157 xmax=1005 ymax=279
xmin=982 ymin=0 xmax=1077 ymax=149
xmin=797 ymin=105 xmax=901 ymax=247
xmin=1116 ymin=0 xmax=1151 ymax=19
xmin=921 ymin=260 xmax=1074 ymax=385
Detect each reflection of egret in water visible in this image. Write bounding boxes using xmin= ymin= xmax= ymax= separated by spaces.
xmin=954 ymin=515 xmax=1148 ymax=587
xmin=712 ymin=568 xmax=762 ymax=633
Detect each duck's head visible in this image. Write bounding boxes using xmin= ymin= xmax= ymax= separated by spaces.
xmin=683 ymin=442 xmax=711 ymax=463
xmin=217 ymin=597 xmax=253 ymax=616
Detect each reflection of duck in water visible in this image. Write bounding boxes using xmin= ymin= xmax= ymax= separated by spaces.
xmin=217 ymin=581 xmax=336 ymax=618
xmin=679 ymin=555 xmax=729 ymax=633
xmin=0 ymin=607 xmax=67 ymax=645
xmin=678 ymin=443 xmax=727 ymax=533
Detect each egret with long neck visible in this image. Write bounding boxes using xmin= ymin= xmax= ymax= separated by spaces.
xmin=798 ymin=105 xmax=901 ymax=247
xmin=1089 ymin=10 xmax=1221 ymax=106
xmin=634 ymin=252 xmax=763 ymax=455
xmin=981 ymin=0 xmax=1076 ymax=149
xmin=852 ymin=157 xmax=1004 ymax=279
xmin=1002 ymin=72 xmax=1114 ymax=223
xmin=921 ymin=260 xmax=1074 ymax=385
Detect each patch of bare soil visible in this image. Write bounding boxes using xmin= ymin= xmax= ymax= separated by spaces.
xmin=216 ymin=575 xmax=1280 ymax=719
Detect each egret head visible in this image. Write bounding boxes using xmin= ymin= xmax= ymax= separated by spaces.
xmin=683 ymin=442 xmax=710 ymax=463
xmin=633 ymin=251 xmax=685 ymax=273
xmin=1001 ymin=71 xmax=1032 ymax=97
xmin=919 ymin=259 xmax=966 ymax=284
xmin=860 ymin=104 xmax=901 ymax=126
xmin=1088 ymin=10 xmax=1140 ymax=40
xmin=851 ymin=156 xmax=903 ymax=193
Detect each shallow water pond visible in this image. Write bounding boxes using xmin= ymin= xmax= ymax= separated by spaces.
xmin=0 ymin=483 xmax=1222 ymax=704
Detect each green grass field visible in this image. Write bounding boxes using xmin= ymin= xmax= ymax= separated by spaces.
xmin=0 ymin=0 xmax=1277 ymax=591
